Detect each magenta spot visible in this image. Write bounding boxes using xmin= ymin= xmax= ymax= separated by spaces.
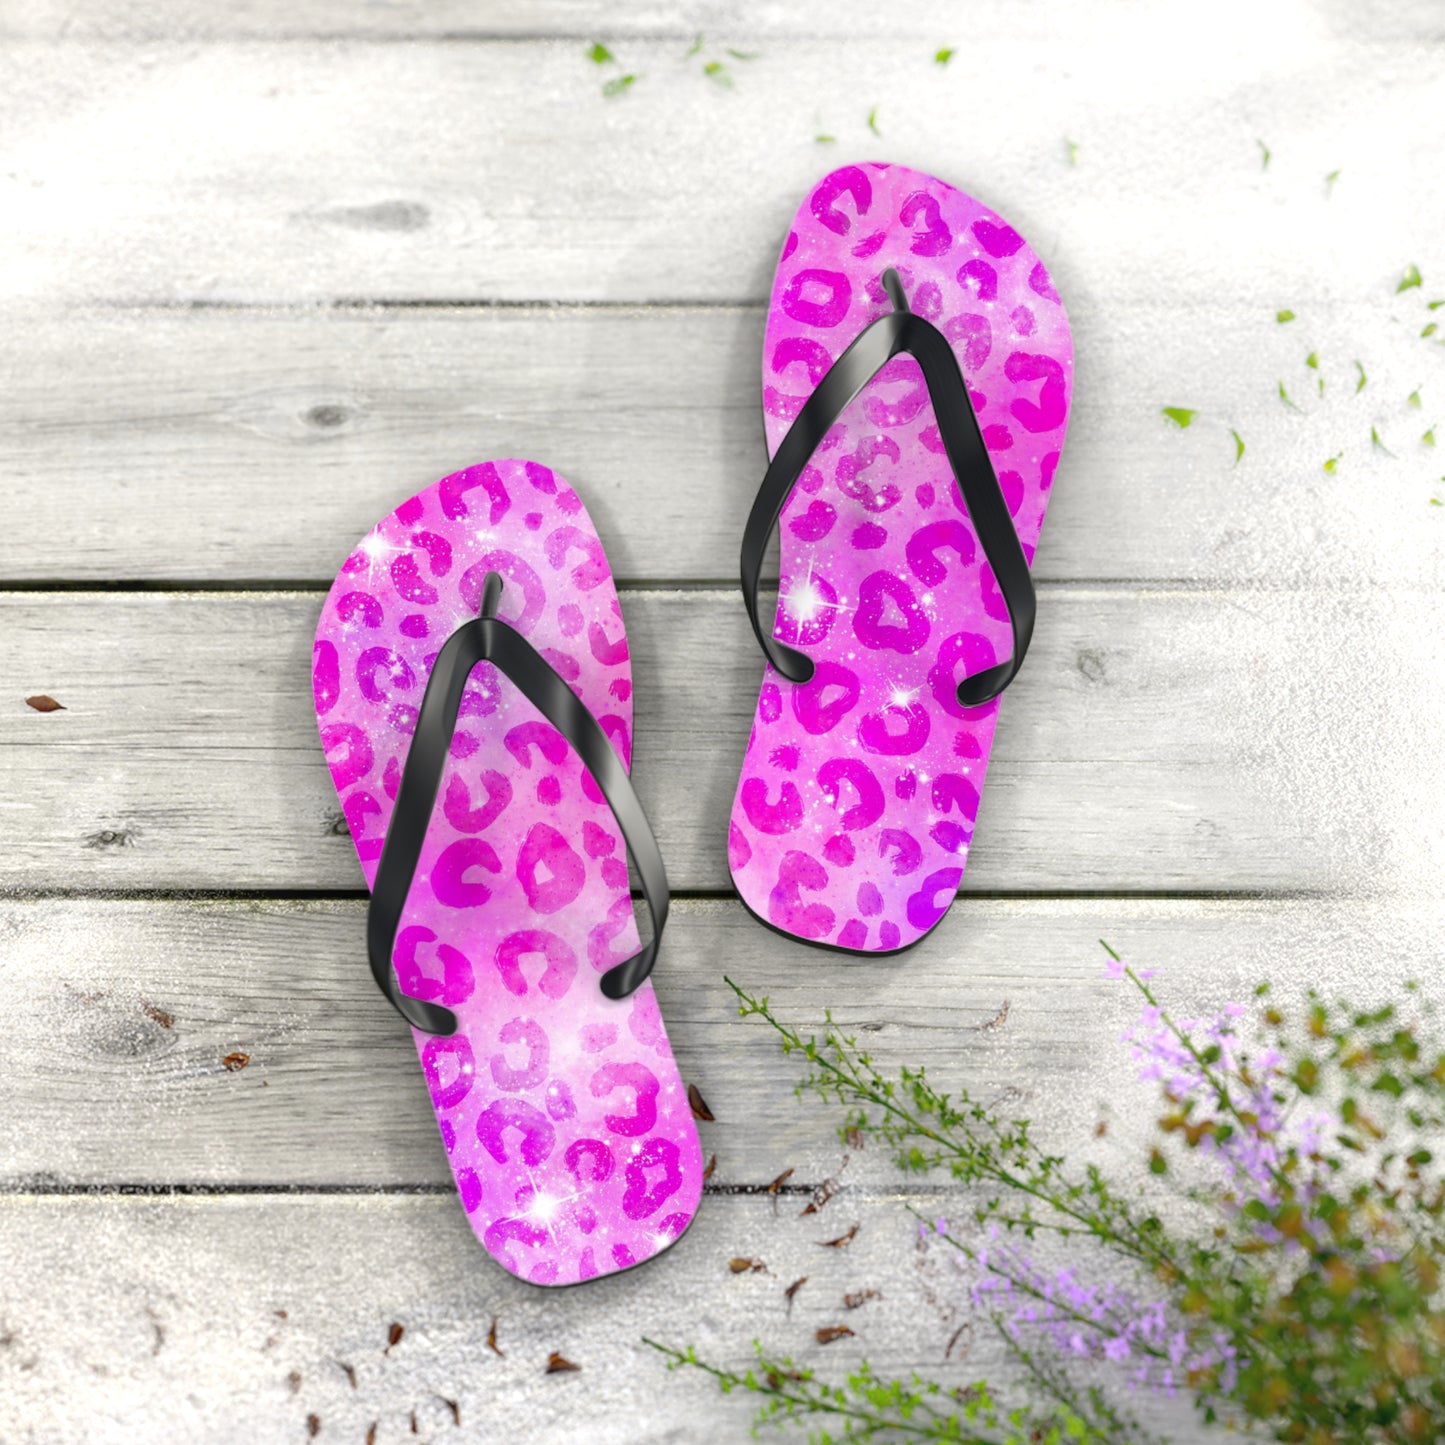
xmin=771 ymin=744 xmax=800 ymax=771
xmin=443 ymin=769 xmax=511 ymax=833
xmin=879 ymin=921 xmax=901 ymax=949
xmin=740 ymin=777 xmax=803 ymax=836
xmin=475 ymin=1099 xmax=554 ymax=1167
xmin=533 ymin=774 xmax=560 ymax=807
xmin=490 ymin=1017 xmax=550 ymax=1092
xmin=493 ymin=929 xmax=577 ymax=999
xmin=601 ymin=857 xmax=628 ymax=890
xmin=1011 ymin=305 xmax=1036 ymax=336
xmin=422 ymin=1034 xmax=475 ymax=1110
xmin=930 ymin=820 xmax=971 ymax=854
xmin=957 ymin=260 xmax=997 ymax=303
xmin=578 ymin=1249 xmax=598 ymax=1281
xmin=629 ymin=989 xmax=665 ymax=1050
xmin=565 ymin=1138 xmax=614 ymax=1184
xmin=449 ymin=731 xmax=477 ymax=760
xmin=776 ymin=570 xmax=840 ymax=649
xmin=1005 ymin=352 xmax=1068 ymax=433
xmin=623 ymin=1136 xmax=684 ymax=1221
xmin=972 ymin=218 xmax=1024 ymax=257
xmin=320 ymin=723 xmax=372 ymax=791
xmin=895 ymin=769 xmax=917 ymax=800
xmin=838 ymin=918 xmax=869 ymax=949
xmin=852 ymin=521 xmax=888 ymax=550
xmin=545 ymin=1079 xmax=577 ymax=1121
xmin=433 ymin=837 xmax=502 ymax=908
xmin=857 ymin=882 xmax=883 ymax=916
xmin=943 ymin=311 xmax=992 ymax=372
xmin=312 ymin=640 xmax=339 ymax=715
xmin=836 ymin=434 xmax=902 ymax=513
xmin=932 ymin=773 xmax=981 ymax=819
xmin=457 ymin=1167 xmax=481 ymax=1213
xmin=982 ymin=424 xmax=1014 ymax=451
xmin=792 ymin=659 xmax=861 ymax=736
xmin=388 ymin=703 xmax=418 ymax=735
xmin=1029 ymin=262 xmax=1061 ymax=303
xmin=395 ymin=496 xmax=424 ymax=526
xmin=382 ymin=755 xmax=400 ymax=799
xmin=797 ymin=464 xmax=825 ymax=495
xmin=858 ymin=701 xmax=931 ymax=756
xmin=879 ymin=828 xmax=923 ymax=876
xmin=768 ymin=850 xmax=834 ymax=939
xmin=818 ymin=757 xmax=885 ymax=830
xmin=810 ymin=165 xmax=872 ymax=235
xmin=913 ymin=281 xmax=942 ymax=320
xmin=998 ymin=470 xmax=1024 ymax=517
xmin=788 ymin=498 xmax=836 ymax=541
xmin=906 ymin=867 xmax=964 ymax=931
xmin=336 ymin=590 xmax=384 ymax=628
xmin=915 ymin=482 xmax=935 ymax=509
xmin=854 ymin=572 xmax=929 ymax=654
xmin=545 ymin=524 xmax=609 ymax=591
xmin=772 ymin=335 xmax=834 ymax=384
xmin=557 ymin=602 xmax=584 ymax=637
xmin=930 ymin=631 xmax=999 ymax=717
xmin=906 ymin=519 xmax=976 ymax=587
xmin=590 ymin=1061 xmax=660 ymax=1137
xmin=505 ymin=721 xmax=568 ymax=769
xmin=541 ymin=647 xmax=580 ymax=681
xmin=781 ymin=268 xmax=852 ymax=329
xmin=394 ymin=925 xmax=475 ymax=1007
xmin=759 ymin=683 xmax=782 ymax=724
xmin=524 ymin=511 xmax=543 ymax=530
xmin=851 ymin=229 xmax=887 ymax=258
xmin=399 ymin=613 xmax=428 ymax=639
xmin=1041 ymin=451 xmax=1060 ymax=491
xmin=580 ymin=1023 xmax=617 ymax=1054
xmin=900 ymin=190 xmax=952 ymax=256
xmin=954 ymin=730 xmax=984 ymax=759
xmin=356 ymin=646 xmax=415 ymax=705
xmin=823 ymin=834 xmax=855 ymax=867
xmin=439 ymin=461 xmax=510 ymax=525
xmin=583 ymin=821 xmax=616 ymax=857
xmin=516 ymin=823 xmax=586 ymax=914
xmin=728 ymin=820 xmax=752 ymax=872
xmin=459 ymin=550 xmax=544 ymax=634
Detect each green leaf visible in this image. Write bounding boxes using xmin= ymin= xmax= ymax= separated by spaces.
xmin=935 ymin=46 xmax=954 ymax=65
xmin=1431 ymin=299 xmax=1445 ymax=310
xmin=587 ymin=41 xmax=614 ymax=64
xmin=1278 ymin=380 xmax=1302 ymax=412
xmin=867 ymin=106 xmax=881 ymax=135
xmin=1148 ymin=1148 xmax=1168 ymax=1175
xmin=1323 ymin=453 xmax=1341 ymax=475
xmin=1354 ymin=360 xmax=1368 ymax=393
xmin=814 ymin=134 xmax=836 ymax=145
xmin=1424 ymin=429 xmax=1437 ymax=447
xmin=601 ymin=73 xmax=637 ymax=97
xmin=1325 ymin=168 xmax=1341 ymax=196
xmin=1276 ymin=309 xmax=1295 ymax=323
xmin=1372 ymin=425 xmax=1394 ymax=455
xmin=1423 ymin=322 xmax=1439 ymax=339
xmin=684 ymin=31 xmax=703 ymax=57
xmin=1065 ymin=138 xmax=1080 ymax=167
xmin=1162 ymin=406 xmax=1197 ymax=429
xmin=1257 ymin=138 xmax=1271 ymax=170
xmin=1231 ymin=429 xmax=1246 ymax=464
xmin=703 ymin=60 xmax=733 ymax=86
xmin=725 ymin=47 xmax=759 ymax=60
xmin=1306 ymin=351 xmax=1319 ymax=370
xmin=1409 ymin=388 xmax=1423 ymax=407
xmin=1398 ymin=263 xmax=1423 ymax=292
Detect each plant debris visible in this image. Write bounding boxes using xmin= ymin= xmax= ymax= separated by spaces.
xmin=971 ymin=1000 xmax=1010 ymax=1032
xmin=816 ymin=1326 xmax=855 ymax=1345
xmin=784 ymin=1277 xmax=808 ymax=1314
xmin=820 ymin=1224 xmax=859 ymax=1249
xmin=844 ymin=1288 xmax=880 ymax=1310
xmin=337 ymin=1361 xmax=356 ymax=1388
xmin=946 ymin=1321 xmax=973 ymax=1359
xmin=766 ymin=1167 xmax=794 ymax=1208
xmin=142 ymin=1002 xmax=174 ymax=1029
xmin=288 ymin=1370 xmax=302 ymax=1394
xmin=306 ymin=1416 xmax=319 ymax=1439
xmin=729 ymin=1257 xmax=768 ymax=1274
xmin=366 ymin=1425 xmax=376 ymax=1445
xmin=703 ymin=1154 xmax=717 ymax=1181
xmin=222 ymin=1052 xmax=250 ymax=1072
xmin=440 ymin=1397 xmax=461 ymax=1426
xmin=687 ymin=1084 xmax=715 ymax=1121
xmin=385 ymin=1322 xmax=404 ymax=1355
xmin=546 ymin=1352 xmax=581 ymax=1374
xmin=801 ymin=1162 xmax=847 ymax=1216
xmin=25 ymin=695 xmax=64 ymax=712
xmin=487 ymin=1316 xmax=503 ymax=1358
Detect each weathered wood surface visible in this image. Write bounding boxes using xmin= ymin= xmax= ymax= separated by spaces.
xmin=1 ymin=36 xmax=1440 ymax=309
xmin=2 ymin=896 xmax=1438 ymax=1192
xmin=9 ymin=588 xmax=1444 ymax=896
xmin=3 ymin=302 xmax=1440 ymax=588
xmin=0 ymin=1190 xmax=1215 ymax=1445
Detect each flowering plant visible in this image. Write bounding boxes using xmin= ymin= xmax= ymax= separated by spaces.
xmin=651 ymin=947 xmax=1445 ymax=1442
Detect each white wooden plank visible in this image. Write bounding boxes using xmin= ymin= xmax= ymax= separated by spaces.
xmin=7 ymin=587 xmax=1444 ymax=895
xmin=0 ymin=33 xmax=1440 ymax=307
xmin=2 ymin=896 xmax=1440 ymax=1191
xmin=0 ymin=1190 xmax=1218 ymax=1445
xmin=2 ymin=0 xmax=1439 ymax=42
xmin=3 ymin=302 xmax=1440 ymax=588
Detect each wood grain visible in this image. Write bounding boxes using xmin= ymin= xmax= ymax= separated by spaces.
xmin=0 ymin=1189 xmax=1217 ymax=1445
xmin=3 ymin=302 xmax=1439 ymax=588
xmin=8 ymin=587 xmax=1443 ymax=896
xmin=3 ymin=895 xmax=1439 ymax=1191
xmin=1 ymin=37 xmax=1439 ymax=308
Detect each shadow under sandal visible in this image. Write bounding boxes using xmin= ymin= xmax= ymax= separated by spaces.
xmin=314 ymin=459 xmax=703 ymax=1285
xmin=729 ymin=163 xmax=1074 ymax=952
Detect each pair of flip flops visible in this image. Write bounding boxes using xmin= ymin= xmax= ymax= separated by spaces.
xmin=313 ymin=164 xmax=1073 ymax=1286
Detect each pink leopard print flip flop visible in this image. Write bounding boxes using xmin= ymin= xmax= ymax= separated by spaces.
xmin=729 ymin=163 xmax=1073 ymax=952
xmin=314 ymin=460 xmax=703 ymax=1284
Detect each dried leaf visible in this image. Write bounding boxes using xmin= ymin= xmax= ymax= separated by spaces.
xmin=765 ymin=1366 xmax=807 ymax=1387
xmin=145 ymin=1307 xmax=164 ymax=1355
xmin=337 ymin=1361 xmax=356 ymax=1388
xmin=274 ymin=1310 xmax=288 ymax=1320
xmin=844 ymin=1288 xmax=880 ymax=1309
xmin=384 ymin=1322 xmax=403 ymax=1354
xmin=441 ymin=1397 xmax=460 ymax=1426
xmin=306 ymin=1416 xmax=320 ymax=1439
xmin=487 ymin=1315 xmax=504 ymax=1358
xmin=288 ymin=1369 xmax=302 ymax=1394
xmin=687 ymin=1084 xmax=715 ymax=1121
xmin=816 ymin=1325 xmax=855 ymax=1344
xmin=820 ymin=1223 xmax=859 ymax=1248
xmin=801 ymin=1167 xmax=845 ymax=1216
xmin=946 ymin=1321 xmax=973 ymax=1359
xmin=546 ymin=1351 xmax=581 ymax=1374
xmin=366 ymin=1424 xmax=377 ymax=1445
xmin=222 ymin=1052 xmax=250 ymax=1072
xmin=24 ymin=695 xmax=64 ymax=712
xmin=729 ymin=1257 xmax=767 ymax=1274
xmin=142 ymin=1002 xmax=174 ymax=1029
xmin=1094 ymin=1120 xmax=1108 ymax=1138
xmin=784 ymin=1276 xmax=808 ymax=1313
xmin=767 ymin=1167 xmax=794 ymax=1204
xmin=843 ymin=1126 xmax=864 ymax=1150
xmin=410 ymin=1411 xmax=418 ymax=1434
xmin=703 ymin=1153 xmax=717 ymax=1181
xmin=970 ymin=1000 xmax=1010 ymax=1032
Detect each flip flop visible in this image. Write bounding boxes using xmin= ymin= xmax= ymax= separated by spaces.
xmin=729 ymin=163 xmax=1073 ymax=952
xmin=314 ymin=460 xmax=703 ymax=1285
